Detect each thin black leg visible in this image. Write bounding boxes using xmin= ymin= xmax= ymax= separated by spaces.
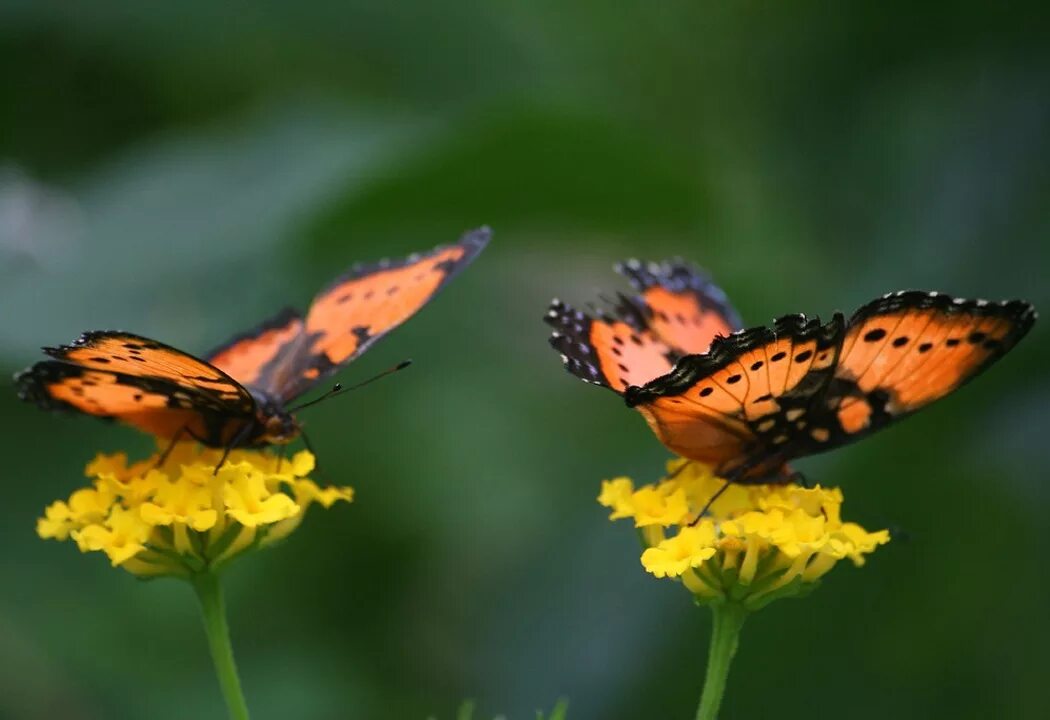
xmin=155 ymin=426 xmax=189 ymax=467
xmin=688 ymin=479 xmax=733 ymax=526
xmin=299 ymin=430 xmax=322 ymax=474
xmin=214 ymin=424 xmax=254 ymax=475
xmin=665 ymin=460 xmax=690 ymax=480
xmin=275 ymin=443 xmax=288 ymax=473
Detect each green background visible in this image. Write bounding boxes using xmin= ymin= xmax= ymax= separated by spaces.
xmin=1 ymin=2 xmax=1048 ymax=719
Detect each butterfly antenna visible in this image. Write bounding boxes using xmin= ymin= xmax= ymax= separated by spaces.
xmin=288 ymin=360 xmax=413 ymax=413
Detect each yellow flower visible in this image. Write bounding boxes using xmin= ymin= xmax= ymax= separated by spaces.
xmin=223 ymin=464 xmax=299 ymax=528
xmin=37 ymin=443 xmax=353 ymax=577
xmin=599 ymin=460 xmax=890 ymax=609
xmin=641 ymin=522 xmax=718 ymax=577
xmin=140 ymin=473 xmax=219 ymax=531
xmin=74 ymin=506 xmax=153 ymax=567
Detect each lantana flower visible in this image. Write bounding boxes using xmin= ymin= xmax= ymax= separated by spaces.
xmin=599 ymin=458 xmax=890 ymax=720
xmin=37 ymin=442 xmax=353 ymax=719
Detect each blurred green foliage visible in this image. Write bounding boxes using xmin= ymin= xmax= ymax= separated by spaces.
xmin=442 ymin=698 xmax=567 ymax=720
xmin=1 ymin=2 xmax=1048 ymax=719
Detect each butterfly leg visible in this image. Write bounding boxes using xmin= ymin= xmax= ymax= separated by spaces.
xmin=299 ymin=430 xmax=323 ymax=475
xmin=155 ymin=425 xmax=190 ymax=467
xmin=214 ymin=424 xmax=255 ymax=475
xmin=665 ymin=460 xmax=691 ymax=480
xmin=781 ymin=468 xmax=830 ymax=520
xmin=687 ymin=479 xmax=734 ymax=526
xmin=686 ymin=453 xmax=788 ymax=525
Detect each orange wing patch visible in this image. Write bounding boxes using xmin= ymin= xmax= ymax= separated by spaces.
xmin=270 ymin=227 xmax=489 ymax=400
xmin=616 ymin=259 xmax=741 ymax=356
xmin=17 ymin=331 xmax=257 ymax=445
xmin=547 ymin=299 xmax=674 ymax=392
xmin=546 ymin=258 xmax=741 ymax=394
xmin=44 ymin=332 xmax=248 ymax=401
xmin=206 ymin=307 xmax=304 ymax=388
xmin=634 ymin=399 xmax=751 ymax=470
xmin=44 ymin=369 xmax=222 ymax=440
xmin=305 ymin=245 xmax=465 ymax=365
xmin=642 ymin=286 xmax=736 ymax=355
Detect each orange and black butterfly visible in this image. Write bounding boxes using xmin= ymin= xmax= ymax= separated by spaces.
xmin=546 ymin=259 xmax=1036 ymax=485
xmin=17 ymin=227 xmax=490 ymax=454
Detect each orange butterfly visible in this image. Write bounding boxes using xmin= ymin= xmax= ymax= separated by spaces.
xmin=17 ymin=227 xmax=490 ymax=456
xmin=546 ymin=259 xmax=1036 ymax=485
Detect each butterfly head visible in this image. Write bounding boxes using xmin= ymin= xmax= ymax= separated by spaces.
xmin=252 ymin=392 xmax=301 ymax=445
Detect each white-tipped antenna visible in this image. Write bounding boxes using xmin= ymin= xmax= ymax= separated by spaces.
xmin=288 ymin=360 xmax=413 ymax=412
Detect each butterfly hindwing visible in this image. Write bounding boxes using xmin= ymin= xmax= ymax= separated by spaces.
xmin=626 ymin=314 xmax=846 ymax=480
xmin=545 ymin=258 xmax=740 ymax=393
xmin=616 ymin=258 xmax=741 ymax=355
xmin=546 ymin=299 xmax=675 ymax=392
xmin=16 ymin=331 xmax=257 ymax=445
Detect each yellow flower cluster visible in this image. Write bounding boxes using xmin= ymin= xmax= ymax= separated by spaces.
xmin=37 ymin=443 xmax=353 ymax=577
xmin=598 ymin=459 xmax=889 ymax=609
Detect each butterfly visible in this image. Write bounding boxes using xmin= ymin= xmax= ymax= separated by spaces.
xmin=17 ymin=227 xmax=491 ymax=456
xmin=546 ymin=258 xmax=1036 ymax=485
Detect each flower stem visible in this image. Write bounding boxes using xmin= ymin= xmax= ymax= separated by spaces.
xmin=192 ymin=571 xmax=251 ymax=720
xmin=695 ymin=601 xmax=747 ymax=720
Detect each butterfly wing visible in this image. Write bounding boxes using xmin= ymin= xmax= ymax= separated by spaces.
xmin=626 ymin=314 xmax=846 ymax=481
xmin=825 ymin=291 xmax=1036 ymax=439
xmin=546 ymin=259 xmax=740 ymax=393
xmin=16 ymin=331 xmax=257 ymax=445
xmin=546 ymin=298 xmax=676 ymax=392
xmin=270 ymin=226 xmax=491 ymax=401
xmin=616 ymin=258 xmax=742 ymax=355
xmin=205 ymin=307 xmax=305 ymax=391
xmin=625 ymin=291 xmax=1036 ymax=481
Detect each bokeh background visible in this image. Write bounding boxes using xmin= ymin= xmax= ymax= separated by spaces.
xmin=2 ymin=3 xmax=1048 ymax=719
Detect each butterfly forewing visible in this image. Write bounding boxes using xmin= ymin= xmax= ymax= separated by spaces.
xmin=828 ymin=292 xmax=1036 ymax=437
xmin=17 ymin=331 xmax=257 ymax=445
xmin=269 ymin=227 xmax=490 ymax=401
xmin=43 ymin=332 xmax=250 ymax=399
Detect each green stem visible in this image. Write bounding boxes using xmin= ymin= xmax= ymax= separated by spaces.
xmin=192 ymin=571 xmax=251 ymax=720
xmin=695 ymin=601 xmax=748 ymax=720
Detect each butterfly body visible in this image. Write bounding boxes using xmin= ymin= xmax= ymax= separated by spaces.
xmin=17 ymin=228 xmax=491 ymax=449
xmin=547 ymin=263 xmax=1036 ymax=485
